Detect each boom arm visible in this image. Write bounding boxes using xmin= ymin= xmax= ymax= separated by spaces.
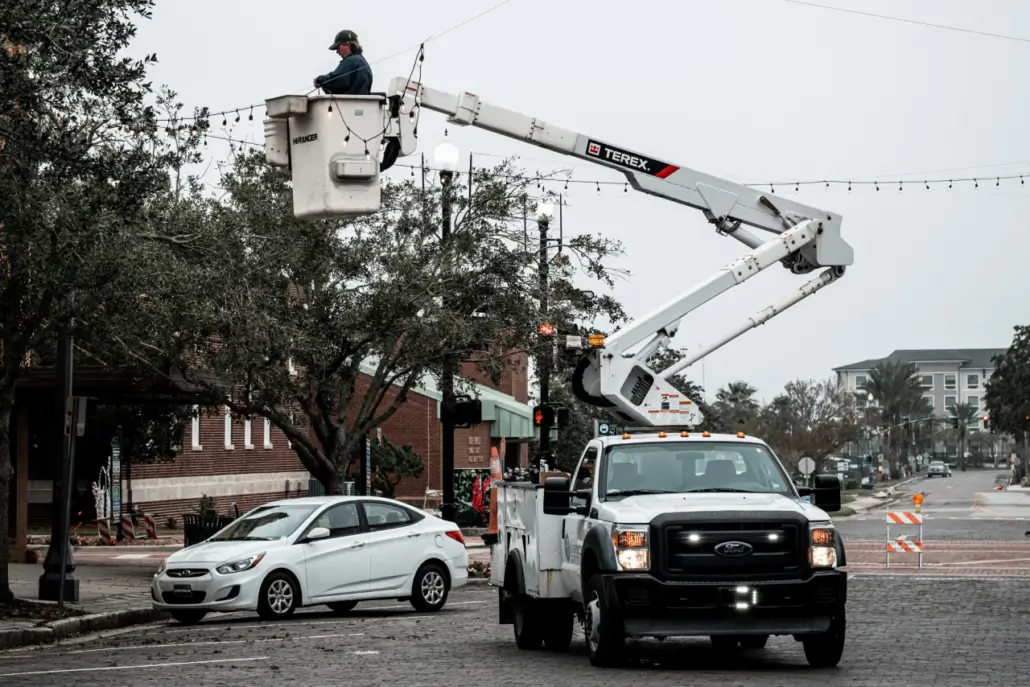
xmin=380 ymin=78 xmax=854 ymax=427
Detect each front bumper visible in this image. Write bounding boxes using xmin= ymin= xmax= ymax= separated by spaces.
xmin=601 ymin=570 xmax=846 ymax=638
xmin=151 ymin=566 xmax=266 ymax=613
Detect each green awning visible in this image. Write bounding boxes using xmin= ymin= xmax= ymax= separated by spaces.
xmin=358 ymin=361 xmax=535 ymax=439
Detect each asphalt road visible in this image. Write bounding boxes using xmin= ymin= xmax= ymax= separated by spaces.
xmin=835 ymin=470 xmax=1030 ymax=541
xmin=2 ymin=577 xmax=1029 ymax=686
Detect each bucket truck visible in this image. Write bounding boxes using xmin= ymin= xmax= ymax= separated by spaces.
xmin=262 ymin=79 xmax=852 ymax=668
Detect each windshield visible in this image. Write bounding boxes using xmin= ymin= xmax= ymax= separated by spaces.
xmin=601 ymin=441 xmax=796 ymax=500
xmin=208 ymin=504 xmax=319 ymax=541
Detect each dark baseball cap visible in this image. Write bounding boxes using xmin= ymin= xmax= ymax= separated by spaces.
xmin=329 ymin=30 xmax=358 ymax=49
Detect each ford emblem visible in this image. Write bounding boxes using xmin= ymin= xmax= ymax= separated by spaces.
xmin=714 ymin=540 xmax=754 ymax=558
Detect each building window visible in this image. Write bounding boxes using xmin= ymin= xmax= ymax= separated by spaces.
xmin=191 ymin=405 xmax=202 ymax=451
xmin=944 ymin=396 xmax=956 ymax=410
xmin=920 ymin=374 xmax=933 ymax=389
xmin=264 ymin=418 xmax=273 ymax=449
xmin=244 ymin=417 xmax=254 ymax=449
xmin=224 ymin=406 xmax=235 ymax=449
xmin=854 ymin=374 xmax=867 ymax=389
xmin=922 ymin=395 xmax=934 ymax=410
xmin=966 ymin=373 xmax=979 ymax=389
xmin=966 ymin=395 xmax=979 ymax=410
xmin=944 ymin=374 xmax=956 ymax=390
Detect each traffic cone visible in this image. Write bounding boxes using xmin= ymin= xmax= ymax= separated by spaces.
xmin=484 ymin=441 xmax=504 ymax=547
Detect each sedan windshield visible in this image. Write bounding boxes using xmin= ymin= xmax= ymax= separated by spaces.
xmin=602 ymin=441 xmax=796 ymax=500
xmin=208 ymin=504 xmax=319 ymax=541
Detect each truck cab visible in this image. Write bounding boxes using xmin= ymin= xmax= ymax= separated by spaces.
xmin=491 ymin=430 xmax=847 ymax=668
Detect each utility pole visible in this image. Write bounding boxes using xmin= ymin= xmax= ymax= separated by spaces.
xmin=535 ymin=203 xmax=555 ymax=467
xmin=435 ymin=141 xmax=460 ymax=522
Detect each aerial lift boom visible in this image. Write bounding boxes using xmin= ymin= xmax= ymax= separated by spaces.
xmin=262 ymin=79 xmax=854 ymax=428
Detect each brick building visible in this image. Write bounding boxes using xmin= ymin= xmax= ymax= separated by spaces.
xmin=6 ymin=355 xmax=533 ymax=560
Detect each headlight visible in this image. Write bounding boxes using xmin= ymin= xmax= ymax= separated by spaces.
xmin=809 ymin=523 xmax=837 ymax=568
xmin=215 ymin=553 xmax=265 ymax=575
xmin=611 ymin=525 xmax=649 ymax=571
xmin=156 ymin=559 xmax=167 ymax=576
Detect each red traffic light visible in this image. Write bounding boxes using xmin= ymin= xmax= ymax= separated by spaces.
xmin=538 ymin=322 xmax=554 ymax=337
xmin=534 ymin=408 xmax=544 ymax=425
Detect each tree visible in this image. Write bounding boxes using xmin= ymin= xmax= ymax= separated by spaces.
xmin=118 ymin=152 xmax=622 ymax=494
xmin=985 ymin=324 xmax=1030 ymax=479
xmin=713 ymin=381 xmax=761 ymax=432
xmin=859 ymin=360 xmax=924 ymax=474
xmin=756 ymin=378 xmax=860 ymax=468
xmin=369 ymin=437 xmax=424 ymax=498
xmin=0 ymin=1 xmax=192 ymax=603
xmin=941 ymin=402 xmax=978 ymax=469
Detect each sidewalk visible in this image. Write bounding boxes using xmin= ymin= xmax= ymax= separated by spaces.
xmin=840 ymin=474 xmax=926 ymax=516
xmin=1 ymin=563 xmax=158 ymax=649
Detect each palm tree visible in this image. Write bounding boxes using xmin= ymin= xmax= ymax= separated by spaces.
xmin=860 ymin=360 xmax=924 ymax=474
xmin=945 ymin=402 xmax=979 ymax=469
xmin=714 ymin=381 xmax=761 ymax=432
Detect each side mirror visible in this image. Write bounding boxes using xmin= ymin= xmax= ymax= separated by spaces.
xmin=542 ymin=476 xmax=590 ymax=516
xmin=304 ymin=526 xmax=330 ymax=542
xmin=808 ymin=474 xmax=842 ymax=512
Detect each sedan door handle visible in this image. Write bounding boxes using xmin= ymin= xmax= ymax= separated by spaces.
xmin=407 ymin=532 xmax=422 ymax=538
xmin=350 ymin=541 xmax=365 ymax=548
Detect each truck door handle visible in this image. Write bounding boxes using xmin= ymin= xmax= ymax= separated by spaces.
xmin=561 ymin=520 xmax=566 ymax=538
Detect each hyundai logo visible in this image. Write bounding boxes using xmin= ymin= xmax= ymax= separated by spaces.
xmin=714 ymin=540 xmax=754 ymax=558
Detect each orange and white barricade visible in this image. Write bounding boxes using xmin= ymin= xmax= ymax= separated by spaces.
xmin=885 ymin=510 xmax=923 ymax=568
xmin=143 ymin=513 xmax=158 ymax=539
xmin=96 ymin=518 xmax=116 ymax=545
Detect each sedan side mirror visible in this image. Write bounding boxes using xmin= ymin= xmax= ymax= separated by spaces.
xmin=304 ymin=526 xmax=330 ymax=542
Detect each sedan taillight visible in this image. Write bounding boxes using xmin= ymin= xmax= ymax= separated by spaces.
xmin=445 ymin=530 xmax=465 ymax=545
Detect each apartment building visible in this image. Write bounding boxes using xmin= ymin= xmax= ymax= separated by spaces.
xmin=833 ymin=348 xmax=1006 ymax=420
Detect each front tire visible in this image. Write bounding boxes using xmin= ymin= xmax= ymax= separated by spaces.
xmin=410 ymin=562 xmax=449 ymax=612
xmin=803 ymin=606 xmax=846 ymax=667
xmin=584 ymin=574 xmax=625 ymax=666
xmin=258 ymin=571 xmax=299 ymax=620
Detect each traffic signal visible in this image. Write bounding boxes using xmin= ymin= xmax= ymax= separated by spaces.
xmin=532 ymin=405 xmax=555 ymax=427
xmin=983 ymin=415 xmax=989 ymax=429
xmin=537 ymin=322 xmax=554 ymax=337
xmin=452 ymin=396 xmax=482 ymax=428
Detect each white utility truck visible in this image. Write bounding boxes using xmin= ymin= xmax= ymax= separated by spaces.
xmin=262 ymin=76 xmax=852 ymax=668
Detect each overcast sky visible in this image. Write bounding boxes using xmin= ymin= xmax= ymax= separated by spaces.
xmin=132 ymin=0 xmax=1030 ymax=403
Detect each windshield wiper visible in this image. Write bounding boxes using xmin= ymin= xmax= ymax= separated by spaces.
xmin=607 ymin=488 xmax=679 ymax=497
xmin=684 ymin=488 xmax=754 ymax=493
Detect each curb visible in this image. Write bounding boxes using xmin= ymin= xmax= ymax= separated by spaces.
xmin=0 ymin=607 xmax=168 ymax=650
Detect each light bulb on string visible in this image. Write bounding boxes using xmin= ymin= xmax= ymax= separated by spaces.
xmin=875 ymin=182 xmax=879 ymax=191
xmin=222 ymin=114 xmax=227 ymax=127
xmin=234 ymin=110 xmax=240 ymax=124
xmin=925 ymin=181 xmax=929 ymax=190
xmin=898 ymin=181 xmax=902 ymax=193
xmin=794 ymin=182 xmax=799 ymax=193
xmin=596 ymin=181 xmax=600 ymax=193
xmin=848 ymin=181 xmax=852 ymax=192
xmin=770 ymin=184 xmax=775 ymax=194
xmin=948 ymin=179 xmax=952 ymax=190
xmin=248 ymin=107 xmax=254 ymax=121
xmin=824 ymin=181 xmax=829 ymax=188
xmin=996 ymin=177 xmax=1000 ymax=188
xmin=365 ymin=148 xmax=371 ymax=161
xmin=564 ymin=180 xmax=569 ymax=190
xmin=974 ymin=178 xmax=978 ymax=188
xmin=1022 ymin=176 xmax=1025 ymax=186
xmin=624 ymin=182 xmax=628 ymax=193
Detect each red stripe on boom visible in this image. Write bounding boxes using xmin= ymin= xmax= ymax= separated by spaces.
xmin=656 ymin=165 xmax=679 ymax=179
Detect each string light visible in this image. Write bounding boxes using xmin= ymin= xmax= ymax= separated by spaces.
xmin=200 ymin=133 xmax=1030 ymax=195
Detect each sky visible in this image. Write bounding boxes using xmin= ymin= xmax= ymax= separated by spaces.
xmin=131 ymin=0 xmax=1030 ymax=404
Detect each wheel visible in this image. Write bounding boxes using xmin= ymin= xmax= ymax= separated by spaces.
xmin=710 ymin=635 xmax=739 ymax=652
xmin=739 ymin=635 xmax=768 ymax=650
xmin=258 ymin=571 xmax=300 ymax=620
xmin=803 ymin=606 xmax=846 ymax=667
xmin=327 ymin=601 xmax=358 ymax=614
xmin=410 ymin=562 xmax=449 ymax=612
xmin=169 ymin=610 xmax=207 ymax=624
xmin=513 ymin=594 xmax=544 ymax=649
xmin=584 ymin=574 xmax=626 ymax=666
xmin=542 ymin=606 xmax=574 ymax=651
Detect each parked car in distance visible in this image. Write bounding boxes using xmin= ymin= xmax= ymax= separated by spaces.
xmin=927 ymin=461 xmax=952 ymax=478
xmin=152 ymin=496 xmax=469 ymax=624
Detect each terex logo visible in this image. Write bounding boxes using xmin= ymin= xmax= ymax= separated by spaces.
xmin=292 ymin=133 xmax=318 ymax=145
xmin=604 ymin=149 xmax=651 ymax=172
xmin=587 ymin=142 xmax=601 ymax=156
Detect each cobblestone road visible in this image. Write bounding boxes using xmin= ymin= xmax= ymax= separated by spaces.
xmin=2 ymin=576 xmax=1028 ymax=686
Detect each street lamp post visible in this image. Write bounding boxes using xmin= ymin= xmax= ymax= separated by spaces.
xmin=536 ymin=202 xmax=554 ymax=466
xmin=434 ymin=140 xmax=460 ymax=523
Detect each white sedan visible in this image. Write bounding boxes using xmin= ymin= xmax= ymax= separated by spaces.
xmin=152 ymin=496 xmax=469 ymax=624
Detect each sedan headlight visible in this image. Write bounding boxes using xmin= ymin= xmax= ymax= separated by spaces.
xmin=809 ymin=523 xmax=837 ymax=568
xmin=156 ymin=559 xmax=167 ymax=576
xmin=216 ymin=553 xmax=265 ymax=575
xmin=611 ymin=525 xmax=649 ymax=571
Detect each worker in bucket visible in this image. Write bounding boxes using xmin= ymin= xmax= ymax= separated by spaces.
xmin=314 ymin=30 xmax=372 ymax=95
